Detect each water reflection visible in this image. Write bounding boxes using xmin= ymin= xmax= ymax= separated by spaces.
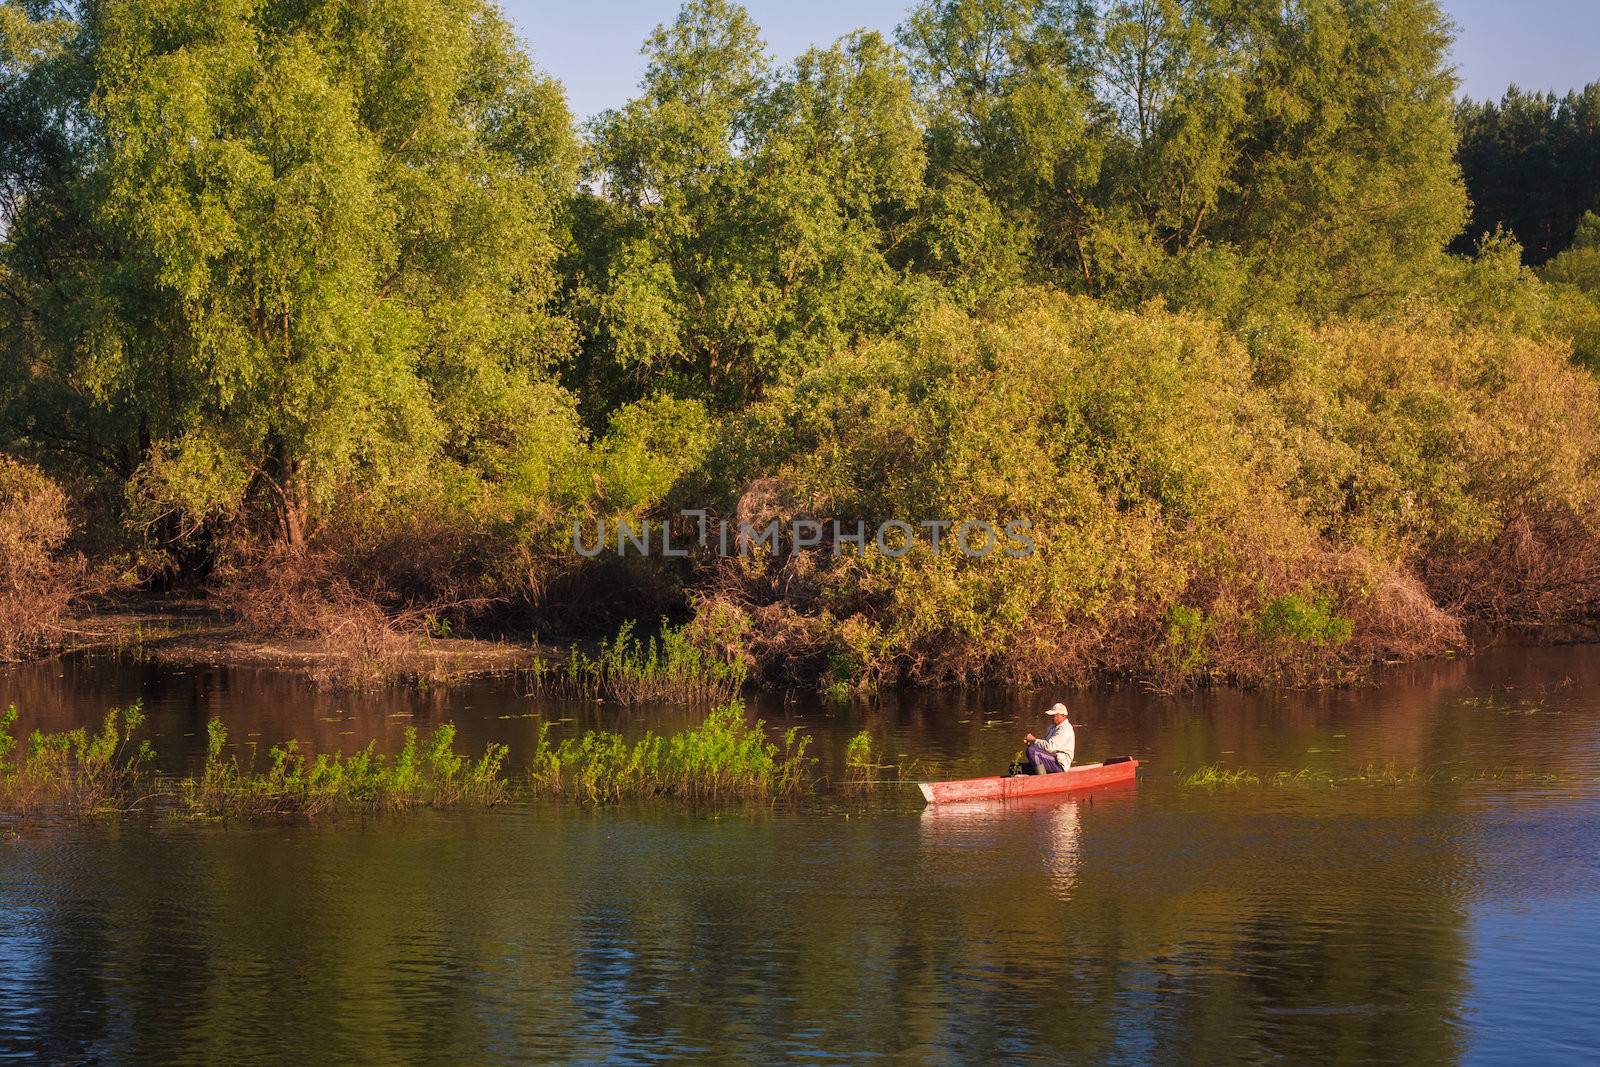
xmin=920 ymin=793 xmax=1089 ymax=902
xmin=1 ymin=641 xmax=1598 ymax=1061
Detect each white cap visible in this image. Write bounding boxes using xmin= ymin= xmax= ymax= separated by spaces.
xmin=1044 ymin=702 xmax=1069 ymax=718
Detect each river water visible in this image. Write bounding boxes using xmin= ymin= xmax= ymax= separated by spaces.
xmin=2 ymin=642 xmax=1598 ymax=1063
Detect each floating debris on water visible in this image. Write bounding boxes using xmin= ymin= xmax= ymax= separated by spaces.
xmin=1181 ymin=763 xmax=1570 ymax=790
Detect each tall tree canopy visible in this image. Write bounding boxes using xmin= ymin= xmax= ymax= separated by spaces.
xmin=573 ymin=0 xmax=925 ymax=411
xmin=0 ymin=0 xmax=582 ymax=547
xmin=5 ymin=0 xmax=1600 ymax=684
xmin=1 ymin=0 xmax=1483 ymax=543
xmin=1456 ymin=83 xmax=1600 ymax=265
xmin=897 ymin=0 xmax=1466 ymax=316
xmin=570 ymin=0 xmax=1469 ymax=413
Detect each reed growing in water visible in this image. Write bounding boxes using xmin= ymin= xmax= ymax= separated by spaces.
xmin=0 ymin=703 xmax=154 ymax=814
xmin=1182 ymin=764 xmax=1566 ymax=789
xmin=1 ymin=701 xmax=811 ymax=819
xmin=181 ymin=720 xmax=510 ymax=818
xmin=526 ymin=702 xmax=810 ymax=803
xmin=531 ymin=619 xmax=746 ymax=705
xmin=836 ymin=729 xmax=926 ymax=789
xmin=843 ymin=730 xmax=876 ymax=789
xmin=1183 ymin=766 xmax=1263 ymax=788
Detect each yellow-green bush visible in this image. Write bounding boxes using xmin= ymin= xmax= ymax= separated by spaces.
xmin=692 ymin=290 xmax=1600 ymax=688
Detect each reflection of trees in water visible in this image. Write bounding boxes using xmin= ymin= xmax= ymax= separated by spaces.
xmin=0 ymin=869 xmax=117 ymax=1059
xmin=914 ymin=788 xmax=1474 ymax=1063
xmin=0 ymin=653 xmax=562 ymax=773
xmin=825 ymin=642 xmax=1600 ymax=787
xmin=0 ymin=796 xmax=1482 ymax=1063
xmin=10 ymin=642 xmax=1600 ymax=1059
xmin=7 ymin=641 xmax=1596 ymax=783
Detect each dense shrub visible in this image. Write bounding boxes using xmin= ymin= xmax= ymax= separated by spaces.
xmin=4 ymin=0 xmax=1600 ymax=693
xmin=686 ymin=292 xmax=1600 ymax=688
xmin=0 ymin=457 xmax=91 ymax=660
xmin=206 ymin=389 xmax=716 ymax=664
xmin=1539 ymin=212 xmax=1600 ymax=372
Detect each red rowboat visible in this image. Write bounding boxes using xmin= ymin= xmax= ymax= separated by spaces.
xmin=918 ymin=758 xmax=1140 ymax=804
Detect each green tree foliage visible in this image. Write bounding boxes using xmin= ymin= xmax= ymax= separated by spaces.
xmin=1456 ymin=83 xmax=1600 ymax=265
xmin=1540 ymin=211 xmax=1600 ymax=372
xmin=4 ymin=0 xmax=1600 ymax=684
xmin=574 ymin=0 xmax=927 ymax=409
xmin=896 ymin=0 xmax=1100 ymax=292
xmin=0 ymin=0 xmax=583 ymax=550
xmin=898 ymin=0 xmax=1466 ymax=317
xmin=1194 ymin=0 xmax=1465 ymax=316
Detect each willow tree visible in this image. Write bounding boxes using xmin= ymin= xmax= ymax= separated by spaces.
xmin=896 ymin=0 xmax=1104 ymax=293
xmin=1204 ymin=0 xmax=1467 ymax=316
xmin=574 ymin=0 xmax=926 ymax=410
xmin=899 ymin=0 xmax=1467 ymax=316
xmin=0 ymin=0 xmax=581 ymax=552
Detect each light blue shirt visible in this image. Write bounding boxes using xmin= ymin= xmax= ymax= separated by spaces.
xmin=1041 ymin=719 xmax=1075 ymax=766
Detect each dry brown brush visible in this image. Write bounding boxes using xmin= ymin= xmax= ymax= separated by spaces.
xmin=1420 ymin=506 xmax=1600 ymax=625
xmin=0 ymin=456 xmax=96 ymax=661
xmin=211 ymin=524 xmax=502 ymax=683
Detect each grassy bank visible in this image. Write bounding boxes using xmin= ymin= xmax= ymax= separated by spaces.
xmin=0 ymin=702 xmax=812 ymax=820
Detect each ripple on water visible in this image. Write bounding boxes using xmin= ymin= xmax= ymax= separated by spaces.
xmin=2 ymin=643 xmax=1600 ymax=1060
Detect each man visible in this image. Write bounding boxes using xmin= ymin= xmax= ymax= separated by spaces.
xmin=1021 ymin=703 xmax=1075 ymax=774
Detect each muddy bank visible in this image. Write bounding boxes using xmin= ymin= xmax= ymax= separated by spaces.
xmin=35 ymin=596 xmax=1598 ymax=691
xmin=57 ymin=596 xmax=538 ymax=679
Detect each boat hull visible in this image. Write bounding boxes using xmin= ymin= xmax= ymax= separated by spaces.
xmin=918 ymin=759 xmax=1139 ymax=804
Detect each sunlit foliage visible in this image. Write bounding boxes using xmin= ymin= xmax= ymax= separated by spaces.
xmin=3 ymin=0 xmax=1599 ymax=686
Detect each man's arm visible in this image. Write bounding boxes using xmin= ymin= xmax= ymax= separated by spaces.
xmin=1044 ymin=724 xmax=1075 ymax=763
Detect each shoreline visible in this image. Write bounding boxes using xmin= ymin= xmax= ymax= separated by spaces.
xmin=32 ymin=596 xmax=1600 ymax=689
xmin=55 ymin=595 xmax=539 ymax=678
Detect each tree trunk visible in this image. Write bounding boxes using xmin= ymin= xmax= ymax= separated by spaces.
xmin=271 ymin=447 xmax=310 ymax=551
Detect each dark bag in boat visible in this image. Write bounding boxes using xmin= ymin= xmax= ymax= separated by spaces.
xmin=1102 ymin=755 xmax=1131 ymax=765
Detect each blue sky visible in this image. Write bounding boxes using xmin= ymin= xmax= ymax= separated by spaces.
xmin=502 ymin=0 xmax=1600 ymax=121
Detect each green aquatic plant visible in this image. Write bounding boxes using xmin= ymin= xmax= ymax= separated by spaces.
xmin=4 ymin=702 xmax=814 ymax=819
xmin=532 ymin=619 xmax=747 ymax=706
xmin=1183 ymin=765 xmax=1262 ymax=789
xmin=838 ymin=729 xmax=927 ymax=789
xmin=1182 ymin=763 xmax=1570 ymax=790
xmin=180 ymin=720 xmax=509 ymax=819
xmin=527 ymin=702 xmax=811 ymax=803
xmin=0 ymin=703 xmax=154 ymax=814
xmin=843 ymin=730 xmax=876 ymax=787
xmin=0 ymin=705 xmax=16 ymax=773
